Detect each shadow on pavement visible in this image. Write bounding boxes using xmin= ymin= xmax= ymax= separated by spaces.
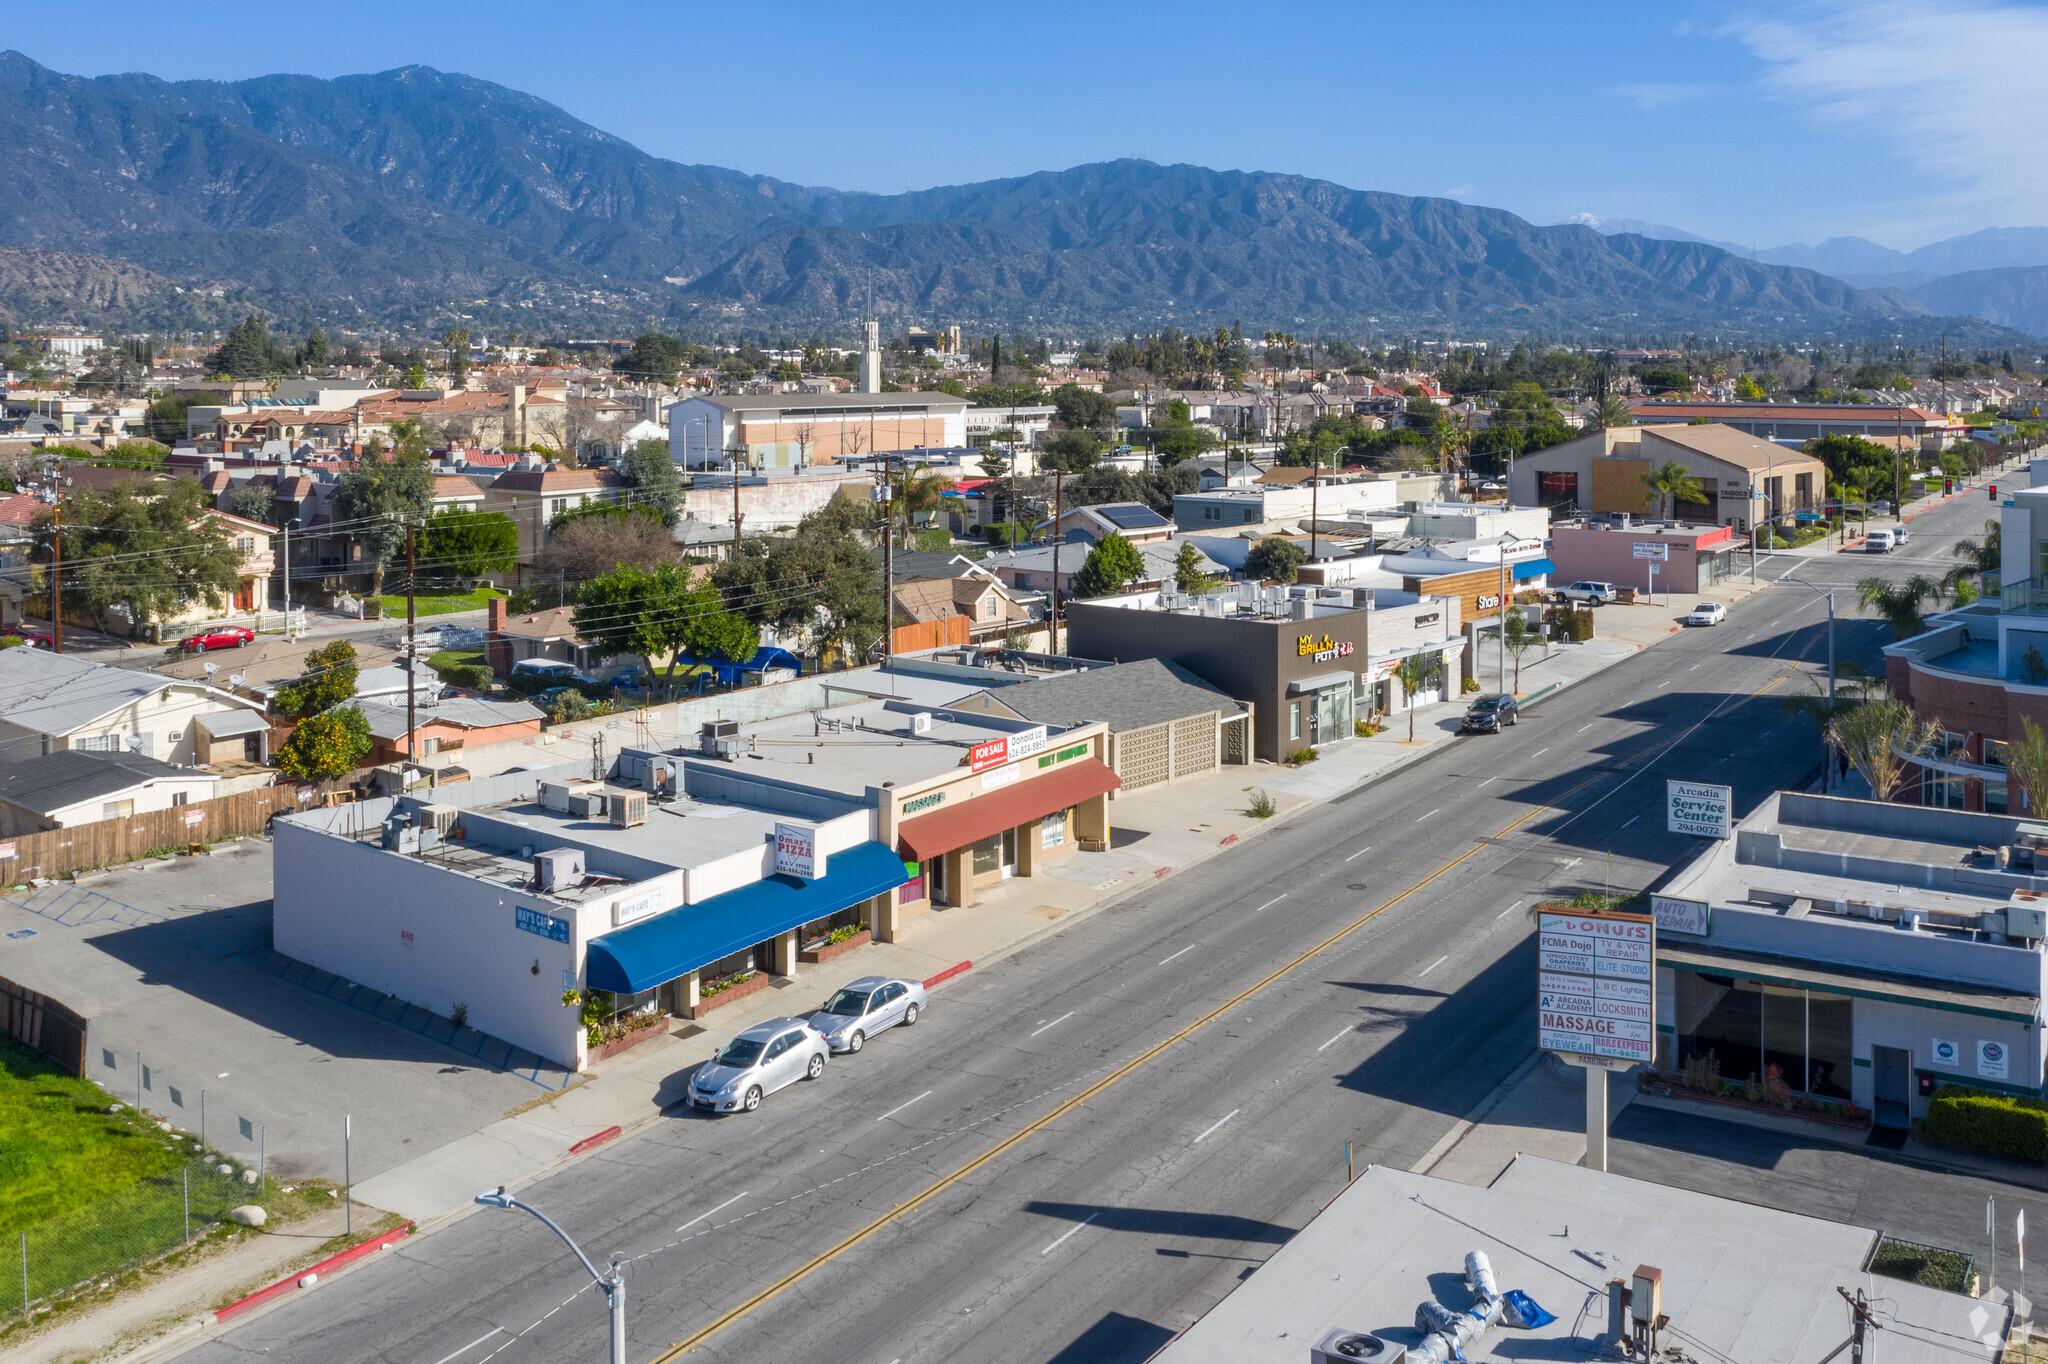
xmin=1334 ymin=938 xmax=1535 ymax=1120
xmin=1044 ymin=1311 xmax=1177 ymax=1364
xmin=1023 ymin=1201 xmax=1295 ymax=1246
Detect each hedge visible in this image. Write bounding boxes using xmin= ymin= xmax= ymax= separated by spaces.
xmin=1923 ymin=1084 xmax=2048 ymax=1162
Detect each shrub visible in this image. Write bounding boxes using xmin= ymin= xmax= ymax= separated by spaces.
xmin=1461 ymin=677 xmax=1481 ymax=694
xmin=437 ymin=662 xmax=494 ymax=690
xmin=1287 ymin=746 xmax=1318 ymax=765
xmin=1247 ymin=789 xmax=1277 ymax=818
xmin=1924 ymin=1084 xmax=2048 ymax=1161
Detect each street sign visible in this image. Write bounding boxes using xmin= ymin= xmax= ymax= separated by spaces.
xmin=1537 ymin=909 xmax=1656 ymax=1066
xmin=1667 ymin=780 xmax=1732 ymax=838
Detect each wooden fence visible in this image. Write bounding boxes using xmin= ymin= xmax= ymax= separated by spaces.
xmin=891 ymin=616 xmax=971 ymax=654
xmin=0 ymin=785 xmax=305 ymax=883
xmin=1 ymin=973 xmax=87 ymax=1076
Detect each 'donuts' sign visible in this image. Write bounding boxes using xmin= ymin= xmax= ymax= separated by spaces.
xmin=1666 ymin=779 xmax=1732 ymax=839
xmin=1537 ymin=909 xmax=1655 ymax=1066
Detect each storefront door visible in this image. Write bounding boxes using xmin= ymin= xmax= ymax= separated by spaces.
xmin=1312 ymin=684 xmax=1353 ymax=745
xmin=1873 ymin=1045 xmax=1912 ymax=1129
xmin=971 ymin=830 xmax=1018 ymax=879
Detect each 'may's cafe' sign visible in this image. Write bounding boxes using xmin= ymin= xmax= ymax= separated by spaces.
xmin=1296 ymin=633 xmax=1356 ymax=664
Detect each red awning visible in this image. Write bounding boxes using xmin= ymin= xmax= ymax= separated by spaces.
xmin=896 ymin=758 xmax=1120 ymax=862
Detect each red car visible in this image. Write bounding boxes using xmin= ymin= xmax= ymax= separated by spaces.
xmin=2 ymin=628 xmax=54 ymax=649
xmin=182 ymin=626 xmax=255 ymax=652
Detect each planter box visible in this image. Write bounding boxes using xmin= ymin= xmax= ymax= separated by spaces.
xmin=799 ymin=929 xmax=870 ymax=965
xmin=686 ymin=972 xmax=771 ymax=1020
xmin=1643 ymin=1081 xmax=1869 ymax=1130
xmin=591 ymin=1017 xmax=669 ymax=1062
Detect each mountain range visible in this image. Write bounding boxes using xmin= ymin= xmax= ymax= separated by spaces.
xmin=0 ymin=51 xmax=2029 ymax=343
xmin=1572 ymin=215 xmax=2048 ymax=336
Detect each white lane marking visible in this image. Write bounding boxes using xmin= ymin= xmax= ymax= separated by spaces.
xmin=1531 ymin=747 xmax=1549 ymax=757
xmin=1418 ymin=955 xmax=1449 ymax=978
xmin=1157 ymin=944 xmax=1198 ymax=966
xmin=875 ymin=1091 xmax=933 ymax=1123
xmin=1193 ymin=1110 xmax=1240 ymax=1143
xmin=677 ymin=1191 xmax=752 ymax=1233
xmin=1030 ymin=1012 xmax=1075 ymax=1037
xmin=1620 ymin=815 xmax=1640 ymax=829
xmin=1254 ymin=894 xmax=1287 ymax=913
xmin=1317 ymin=1026 xmax=1354 ymax=1052
xmin=1578 ymin=723 xmax=1593 ymax=733
xmin=1559 ymin=857 xmax=1582 ymax=869
xmin=1478 ymin=776 xmax=1498 ymax=786
xmin=1344 ymin=844 xmax=1372 ymax=861
xmin=431 ymin=1330 xmax=510 ymax=1364
xmin=1416 ymin=808 xmax=1441 ymax=821
xmin=1689 ymin=664 xmax=1700 ymax=671
xmin=1040 ymin=1211 xmax=1100 ymax=1254
xmin=1767 ymin=619 xmax=1781 ymax=628
xmin=1496 ymin=898 xmax=1524 ymax=920
xmin=1657 ymin=680 xmax=1672 ymax=688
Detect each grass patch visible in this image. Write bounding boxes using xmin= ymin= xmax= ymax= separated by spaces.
xmin=0 ymin=1035 xmax=182 ymax=1236
xmin=374 ymin=586 xmax=505 ymax=619
xmin=1870 ymin=1235 xmax=1974 ymax=1293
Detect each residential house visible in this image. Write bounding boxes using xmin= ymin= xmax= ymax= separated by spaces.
xmin=891 ymin=576 xmax=1035 ymax=646
xmin=0 ymin=749 xmax=223 ymax=836
xmin=482 ymin=463 xmax=627 ymax=561
xmin=0 ymin=647 xmax=270 ymax=765
xmin=1046 ymin=502 xmax=1176 ymax=546
xmin=357 ymin=694 xmax=546 ymax=767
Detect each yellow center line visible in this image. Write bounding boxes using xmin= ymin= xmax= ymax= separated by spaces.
xmin=649 ymin=797 xmax=1566 ymax=1361
xmin=1754 ymin=675 xmax=1787 ymax=696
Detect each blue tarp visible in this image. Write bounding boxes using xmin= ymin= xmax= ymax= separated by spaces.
xmin=675 ymin=646 xmax=804 ymax=688
xmin=584 ymin=841 xmax=908 ymax=994
xmin=1512 ymin=557 xmax=1556 ymax=580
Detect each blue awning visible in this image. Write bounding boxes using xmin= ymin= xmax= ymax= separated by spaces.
xmin=584 ymin=841 xmax=908 ymax=994
xmin=1512 ymin=557 xmax=1556 ymax=580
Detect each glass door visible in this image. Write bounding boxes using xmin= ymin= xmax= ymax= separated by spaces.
xmin=1001 ymin=827 xmax=1018 ymax=877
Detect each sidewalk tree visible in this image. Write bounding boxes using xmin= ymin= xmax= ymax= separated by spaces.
xmin=713 ymin=498 xmax=885 ymax=664
xmin=273 ymin=640 xmax=359 ymax=719
xmin=1827 ymin=694 xmax=1940 ymax=801
xmin=1943 ymin=518 xmax=2001 ymax=598
xmin=39 ymin=479 xmax=241 ymax=636
xmin=575 ymin=562 xmax=758 ymax=697
xmin=1640 ymin=460 xmax=1705 ymax=520
xmin=1072 ymin=532 xmax=1147 ymax=598
xmin=618 ymin=438 xmax=682 ymax=527
xmin=1778 ymin=661 xmax=1875 ymax=793
xmin=1501 ymin=610 xmax=1538 ymax=689
xmin=1856 ymin=574 xmax=1944 ymax=640
xmin=333 ymin=428 xmax=435 ymax=595
xmin=2005 ymin=717 xmax=2048 ymax=816
xmin=1392 ymin=653 xmax=1444 ymax=742
xmin=423 ymin=507 xmax=519 ymax=578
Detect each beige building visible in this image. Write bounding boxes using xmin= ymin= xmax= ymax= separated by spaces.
xmin=0 ymin=648 xmax=270 ymax=766
xmin=482 ymin=464 xmax=627 ymax=560
xmin=1505 ymin=422 xmax=1830 ymax=531
xmin=669 ymin=392 xmax=970 ymax=469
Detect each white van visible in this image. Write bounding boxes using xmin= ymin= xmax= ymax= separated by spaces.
xmin=1865 ymin=528 xmax=1898 ymax=553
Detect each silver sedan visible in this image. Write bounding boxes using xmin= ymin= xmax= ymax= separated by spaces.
xmin=688 ymin=1017 xmax=829 ymax=1114
xmin=805 ymin=975 xmax=927 ymax=1054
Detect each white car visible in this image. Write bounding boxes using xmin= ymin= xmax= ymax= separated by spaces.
xmin=688 ymin=1017 xmax=829 ymax=1114
xmin=1683 ymin=601 xmax=1726 ymax=627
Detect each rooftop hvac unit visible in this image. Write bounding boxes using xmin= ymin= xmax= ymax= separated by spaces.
xmin=911 ymin=711 xmax=933 ymax=735
xmin=643 ymin=758 xmax=677 ymax=798
xmin=1290 ymin=597 xmax=1313 ymax=620
xmin=417 ymin=803 xmax=459 ymax=838
xmin=532 ymin=847 xmax=585 ymax=892
xmin=567 ymin=791 xmax=608 ymax=819
xmin=699 ymin=720 xmax=742 ymax=760
xmin=539 ymin=781 xmax=573 ymax=813
xmin=609 ymin=791 xmax=648 ymax=828
xmin=2008 ymin=895 xmax=2048 ymax=940
xmin=1311 ymin=1329 xmax=1404 ymax=1363
xmin=381 ymin=819 xmax=420 ymax=854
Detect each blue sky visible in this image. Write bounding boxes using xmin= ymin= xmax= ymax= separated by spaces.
xmin=6 ymin=0 xmax=2039 ymax=251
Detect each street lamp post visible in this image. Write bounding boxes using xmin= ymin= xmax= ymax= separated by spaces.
xmin=474 ymin=1188 xmax=626 ymax=1364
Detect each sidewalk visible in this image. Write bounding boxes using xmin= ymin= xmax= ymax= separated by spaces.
xmin=1412 ymin=1053 xmax=1637 ymax=1185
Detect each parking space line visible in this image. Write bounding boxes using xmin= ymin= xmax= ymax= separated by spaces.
xmin=1531 ymin=748 xmax=1548 ymax=757
xmin=1478 ymin=777 xmax=1498 ymax=786
xmin=1496 ymin=899 xmax=1523 ymax=920
xmin=1620 ymin=815 xmax=1640 ymax=829
xmin=1030 ymin=1012 xmax=1075 ymax=1037
xmin=1416 ymin=809 xmax=1440 ymax=822
xmin=1344 ymin=845 xmax=1372 ymax=862
xmin=1157 ymin=944 xmax=1198 ymax=966
xmin=1040 ymin=1211 xmax=1099 ymax=1254
xmin=430 ymin=1328 xmax=509 ymax=1364
xmin=875 ymin=1092 xmax=933 ymax=1123
xmin=678 ymin=1191 xmax=752 ymax=1233
xmin=1192 ymin=1110 xmax=1240 ymax=1143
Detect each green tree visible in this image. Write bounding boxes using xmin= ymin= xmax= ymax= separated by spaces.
xmin=423 ymin=507 xmax=519 ymax=577
xmin=1638 ymin=367 xmax=1692 ymax=393
xmin=1501 ymin=610 xmax=1538 ymax=690
xmin=41 ymin=480 xmax=242 ymax=636
xmin=1734 ymin=373 xmax=1768 ymax=401
xmin=713 ymin=497 xmax=884 ymax=664
xmin=1856 ymin=575 xmax=1945 ymax=640
xmin=1596 ymin=395 xmax=1634 ymax=429
xmin=611 ymin=333 xmax=690 ymax=382
xmin=1778 ymin=662 xmax=1876 ymax=794
xmin=2005 ymin=716 xmax=2048 ymax=816
xmin=886 ymin=468 xmax=955 ymax=547
xmin=333 ymin=427 xmax=436 ymax=594
xmin=274 ymin=640 xmax=361 ymax=720
xmin=1244 ymin=536 xmax=1306 ymax=583
xmin=1640 ymin=460 xmax=1705 ymax=519
xmin=1153 ymin=415 xmax=1220 ymax=466
xmin=1828 ymin=693 xmax=1940 ymax=801
xmin=441 ymin=327 xmax=470 ymax=386
xmin=1072 ymin=532 xmax=1147 ymax=598
xmin=1049 ymin=383 xmax=1117 ymax=432
xmin=208 ymin=316 xmax=273 ymax=379
xmin=575 ymin=562 xmax=759 ymax=697
xmin=102 ymin=440 xmax=169 ymax=469
xmin=1040 ymin=429 xmax=1103 ymax=473
xmin=1943 ymin=517 xmax=2001 ymax=598
xmin=225 ymin=482 xmax=275 ymax=525
xmin=1392 ymin=653 xmax=1444 ymax=741
xmin=1173 ymin=541 xmax=1208 ymax=593
xmin=276 ymin=707 xmax=373 ymax=781
xmin=618 ymin=438 xmax=682 ymax=527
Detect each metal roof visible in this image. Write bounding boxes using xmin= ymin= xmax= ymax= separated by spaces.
xmin=0 ymin=648 xmax=173 ymax=736
xmin=357 ymin=696 xmax=543 ymax=741
xmin=0 ymin=749 xmax=218 ymax=816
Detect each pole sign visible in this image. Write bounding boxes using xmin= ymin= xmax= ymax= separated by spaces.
xmin=1666 ymin=780 xmax=1732 ymax=838
xmin=1537 ymin=909 xmax=1655 ymax=1066
xmin=1632 ymin=542 xmax=1671 ymax=561
xmin=774 ymin=822 xmax=823 ymax=880
xmin=1649 ymin=894 xmax=1710 ymax=937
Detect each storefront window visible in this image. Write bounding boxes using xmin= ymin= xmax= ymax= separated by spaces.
xmin=1042 ymin=810 xmax=1067 ymax=848
xmin=1673 ymin=972 xmax=1852 ymax=1099
xmin=1289 ymin=702 xmax=1300 ymax=741
xmin=972 ymin=834 xmax=1004 ymax=876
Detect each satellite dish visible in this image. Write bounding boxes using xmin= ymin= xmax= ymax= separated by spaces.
xmin=227 ymin=675 xmax=245 ymax=688
xmin=202 ymin=662 xmax=219 ymax=677
xmin=125 ymin=735 xmax=145 ymax=752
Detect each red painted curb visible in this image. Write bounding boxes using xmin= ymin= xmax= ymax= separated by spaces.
xmin=215 ymin=1221 xmax=414 ymax=1323
xmin=568 ymin=1125 xmax=622 ymax=1155
xmin=1219 ymin=833 xmax=1238 ymax=846
xmin=1155 ymin=866 xmax=1171 ymax=878
xmin=923 ymin=960 xmax=971 ymax=990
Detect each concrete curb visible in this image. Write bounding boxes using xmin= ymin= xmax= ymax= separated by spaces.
xmin=566 ymin=1126 xmax=622 ymax=1156
xmin=1407 ymin=1049 xmax=1545 ymax=1176
xmin=211 ymin=1221 xmax=415 ymax=1325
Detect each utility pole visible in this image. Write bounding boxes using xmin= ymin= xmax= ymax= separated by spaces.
xmin=883 ymin=459 xmax=894 ymax=668
xmin=729 ymin=445 xmax=744 ymax=561
xmin=1834 ymin=1286 xmax=1879 ymax=1363
xmin=50 ymin=501 xmax=61 ymax=653
xmin=281 ymin=519 xmax=290 ymax=635
xmin=1051 ymin=465 xmax=1064 ymax=655
xmin=405 ymin=521 xmax=417 ymax=768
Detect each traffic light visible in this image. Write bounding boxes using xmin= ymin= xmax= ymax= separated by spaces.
xmin=1945 ymin=478 xmax=1955 ymax=495
xmin=1991 ymin=485 xmax=2000 ymax=500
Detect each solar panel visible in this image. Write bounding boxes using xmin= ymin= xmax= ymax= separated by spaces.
xmin=1099 ymin=503 xmax=1171 ymax=530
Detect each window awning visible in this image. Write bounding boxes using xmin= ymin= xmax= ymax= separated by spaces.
xmin=196 ymin=709 xmax=270 ymax=738
xmin=1658 ymin=941 xmax=2039 ymax=1022
xmin=1286 ymin=672 xmax=1357 ymax=695
xmin=1512 ymin=557 xmax=1556 ymax=580
xmin=896 ymin=758 xmax=1120 ymax=863
xmin=583 ymin=841 xmax=907 ymax=995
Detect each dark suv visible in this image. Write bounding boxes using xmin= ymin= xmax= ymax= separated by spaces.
xmin=1461 ymin=694 xmax=1519 ymax=733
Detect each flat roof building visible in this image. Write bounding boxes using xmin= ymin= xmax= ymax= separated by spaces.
xmin=668 ymin=392 xmax=970 ymax=469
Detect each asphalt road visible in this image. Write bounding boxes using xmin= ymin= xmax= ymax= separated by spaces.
xmin=176 ymin=489 xmax=2003 ymax=1364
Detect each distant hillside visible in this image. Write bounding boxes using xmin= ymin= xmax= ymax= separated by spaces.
xmin=0 ymin=50 xmax=2022 ymax=342
xmin=1910 ymin=266 xmax=2048 ymax=337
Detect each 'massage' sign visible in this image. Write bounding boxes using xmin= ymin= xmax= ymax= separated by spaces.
xmin=1536 ymin=909 xmax=1655 ymax=1065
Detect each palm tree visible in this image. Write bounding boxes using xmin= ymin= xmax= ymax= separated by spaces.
xmin=1779 ymin=662 xmax=1875 ymax=793
xmin=1502 ymin=610 xmax=1539 ymax=690
xmin=1595 ymin=395 xmax=1633 ymax=429
xmin=1828 ymin=695 xmax=1941 ymax=802
xmin=1943 ymin=517 xmax=2002 ymax=599
xmin=1392 ymin=653 xmax=1444 ymax=742
xmin=1641 ymin=460 xmax=1705 ymax=521
xmin=1856 ymin=574 xmax=1945 ymax=640
xmin=2005 ymin=717 xmax=2048 ymax=817
xmin=886 ymin=468 xmax=955 ymax=547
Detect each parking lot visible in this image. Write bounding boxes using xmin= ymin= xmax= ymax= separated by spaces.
xmin=0 ymin=841 xmax=578 ymax=1188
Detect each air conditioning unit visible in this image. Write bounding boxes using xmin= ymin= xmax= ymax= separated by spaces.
xmin=1311 ymin=1329 xmax=1404 ymax=1363
xmin=609 ymin=791 xmax=648 ymax=828
xmin=699 ymin=720 xmax=742 ymax=760
xmin=532 ymin=848 xmax=585 ymax=892
xmin=539 ymin=781 xmax=573 ymax=813
xmin=417 ymin=803 xmax=459 ymax=838
xmin=2006 ymin=893 xmax=2048 ymax=940
xmin=381 ymin=819 xmax=420 ymax=854
xmin=567 ymin=792 xmax=608 ymax=819
xmin=910 ymin=711 xmax=933 ymax=735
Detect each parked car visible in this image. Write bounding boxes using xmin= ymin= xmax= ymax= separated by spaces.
xmin=688 ymin=1017 xmax=829 ymax=1114
xmin=1865 ymin=529 xmax=1898 ymax=553
xmin=1 ymin=627 xmax=55 ymax=649
xmin=181 ymin=626 xmax=255 ymax=652
xmin=1891 ymin=527 xmax=1910 ymax=547
xmin=1460 ymin=694 xmax=1519 ymax=733
xmin=805 ymin=976 xmax=927 ymax=1053
xmin=1683 ymin=601 xmax=1727 ymax=627
xmin=1555 ymin=581 xmax=1618 ymax=605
